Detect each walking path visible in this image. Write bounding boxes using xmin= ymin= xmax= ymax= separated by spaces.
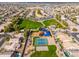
xmin=55 ymin=18 xmax=66 ymax=28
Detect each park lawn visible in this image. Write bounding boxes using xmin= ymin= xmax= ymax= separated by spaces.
xmin=31 ymin=45 xmax=58 ymax=57
xmin=19 ymin=20 xmax=43 ymax=29
xmin=43 ymin=19 xmax=63 ymax=28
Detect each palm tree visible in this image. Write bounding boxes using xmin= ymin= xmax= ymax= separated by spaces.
xmin=4 ymin=26 xmax=9 ymax=32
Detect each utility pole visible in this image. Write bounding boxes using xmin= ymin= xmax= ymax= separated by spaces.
xmin=21 ymin=29 xmax=30 ymax=57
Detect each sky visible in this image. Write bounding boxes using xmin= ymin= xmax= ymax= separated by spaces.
xmin=0 ymin=0 xmax=79 ymax=2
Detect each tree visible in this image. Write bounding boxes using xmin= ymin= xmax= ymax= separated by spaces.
xmin=72 ymin=28 xmax=77 ymax=31
xmin=24 ymin=28 xmax=28 ymax=38
xmin=19 ymin=37 xmax=24 ymax=43
xmin=71 ymin=17 xmax=77 ymax=23
xmin=56 ymin=14 xmax=61 ymax=21
xmin=13 ymin=24 xmax=20 ymax=33
xmin=62 ymin=20 xmax=68 ymax=28
xmin=5 ymin=36 xmax=10 ymax=41
xmin=11 ymin=17 xmax=18 ymax=24
xmin=4 ymin=26 xmax=9 ymax=32
xmin=8 ymin=23 xmax=15 ymax=32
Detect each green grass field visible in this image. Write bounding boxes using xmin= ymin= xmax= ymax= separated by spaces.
xmin=31 ymin=45 xmax=57 ymax=57
xmin=19 ymin=20 xmax=43 ymax=29
xmin=43 ymin=19 xmax=64 ymax=28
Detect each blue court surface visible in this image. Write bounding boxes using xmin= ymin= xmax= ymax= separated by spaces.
xmin=39 ymin=28 xmax=51 ymax=36
xmin=35 ymin=38 xmax=48 ymax=46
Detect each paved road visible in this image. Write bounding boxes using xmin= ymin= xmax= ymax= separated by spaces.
xmin=71 ymin=33 xmax=79 ymax=42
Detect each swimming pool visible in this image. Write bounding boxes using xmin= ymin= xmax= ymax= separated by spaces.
xmin=34 ymin=38 xmax=48 ymax=46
